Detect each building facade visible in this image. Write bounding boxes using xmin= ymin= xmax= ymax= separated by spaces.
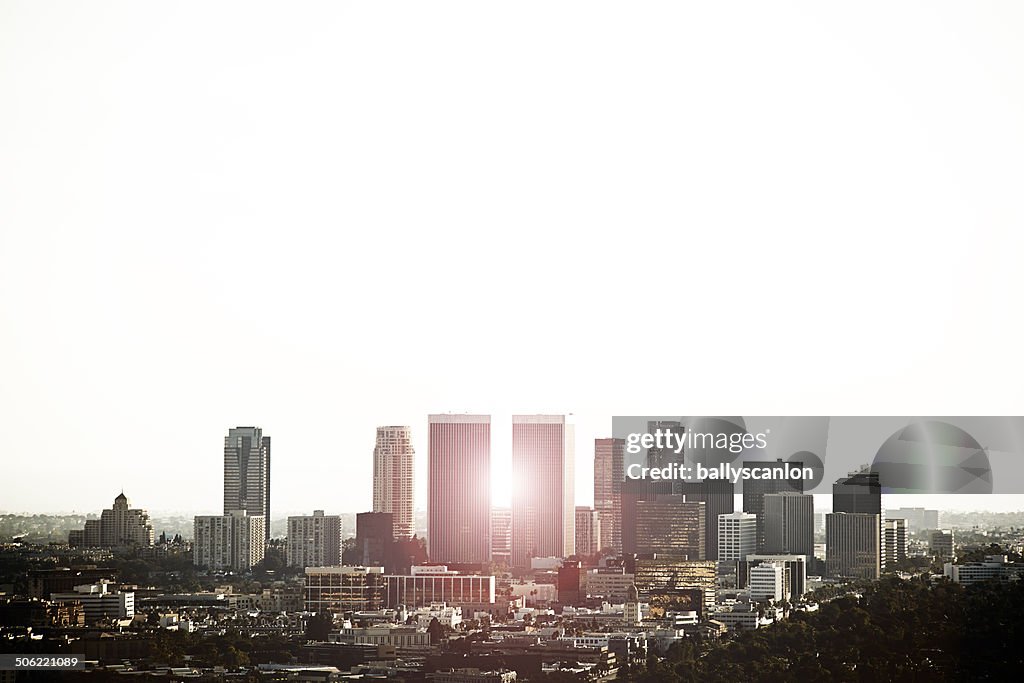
xmin=718 ymin=512 xmax=757 ymax=562
xmin=287 ymin=510 xmax=342 ymax=568
xmin=373 ymin=426 xmax=415 ymax=539
xmin=593 ymin=437 xmax=624 ymax=555
xmin=304 ymin=566 xmax=386 ymax=613
xmin=223 ymin=426 xmax=271 ymax=541
xmin=883 ymin=518 xmax=908 ymax=567
xmin=635 ymin=497 xmax=705 ymax=560
xmin=574 ymin=506 xmax=601 ymax=558
xmin=763 ymin=492 xmax=814 ymax=557
xmin=511 ymin=415 xmax=574 ymax=566
xmin=193 ymin=511 xmax=266 ymax=572
xmin=826 ymin=512 xmax=881 ymax=580
xmin=428 ymin=414 xmax=491 ymax=565
xmin=68 ymin=493 xmax=154 ymax=548
xmin=383 ymin=565 xmax=495 ymax=609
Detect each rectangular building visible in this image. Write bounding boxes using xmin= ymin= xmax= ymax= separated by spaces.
xmin=287 ymin=510 xmax=342 ymax=568
xmin=718 ymin=512 xmax=757 ymax=562
xmin=826 ymin=512 xmax=881 ymax=580
xmin=593 ymin=438 xmax=624 ymax=555
xmin=194 ymin=511 xmax=266 ymax=572
xmin=224 ymin=427 xmax=271 ymax=541
xmin=574 ymin=507 xmax=601 ymax=558
xmin=635 ymin=497 xmax=705 ymax=560
xmin=763 ymin=492 xmax=814 ymax=557
xmin=511 ymin=415 xmax=574 ymax=566
xmin=305 ymin=566 xmax=385 ymax=614
xmin=383 ymin=565 xmax=495 ymax=609
xmin=429 ymin=415 xmax=492 ymax=565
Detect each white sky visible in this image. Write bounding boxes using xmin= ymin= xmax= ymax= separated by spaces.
xmin=2 ymin=2 xmax=1023 ymax=516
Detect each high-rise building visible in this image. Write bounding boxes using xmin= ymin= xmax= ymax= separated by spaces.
xmin=193 ymin=510 xmax=266 ymax=571
xmin=833 ymin=467 xmax=883 ymax=569
xmin=635 ymin=496 xmax=705 ymax=560
xmin=883 ymin=518 xmax=908 ymax=568
xmin=511 ymin=415 xmax=574 ymax=566
xmin=491 ymin=508 xmax=511 ymax=565
xmin=223 ymin=426 xmax=271 ymax=541
xmin=749 ymin=562 xmax=787 ymax=602
xmin=356 ymin=512 xmax=394 ymax=568
xmin=742 ymin=458 xmax=803 ymax=552
xmin=930 ymin=529 xmax=954 ymax=560
xmin=287 ymin=510 xmax=342 ymax=568
xmin=373 ymin=426 xmax=415 ymax=539
xmin=68 ymin=493 xmax=154 ymax=548
xmin=593 ymin=438 xmax=624 ymax=555
xmin=574 ymin=506 xmax=601 ymax=557
xmin=763 ymin=492 xmax=814 ymax=557
xmin=718 ymin=512 xmax=757 ymax=562
xmin=428 ymin=415 xmax=491 ymax=565
xmin=740 ymin=554 xmax=808 ymax=599
xmin=826 ymin=512 xmax=881 ymax=580
xmin=679 ymin=479 xmax=734 ymax=560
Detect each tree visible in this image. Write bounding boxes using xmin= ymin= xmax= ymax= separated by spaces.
xmin=305 ymin=612 xmax=332 ymax=642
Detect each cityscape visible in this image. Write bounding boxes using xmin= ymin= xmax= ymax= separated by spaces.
xmin=2 ymin=418 xmax=1023 ymax=682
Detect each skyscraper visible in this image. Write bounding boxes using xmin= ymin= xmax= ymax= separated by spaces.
xmin=834 ymin=467 xmax=883 ymax=569
xmin=511 ymin=415 xmax=575 ymax=566
xmin=373 ymin=426 xmax=415 ymax=539
xmin=428 ymin=414 xmax=491 ymax=565
xmin=884 ymin=518 xmax=908 ymax=567
xmin=575 ymin=506 xmax=601 ymax=557
xmin=635 ymin=496 xmax=705 ymax=560
xmin=826 ymin=512 xmax=881 ymax=580
xmin=679 ymin=479 xmax=734 ymax=561
xmin=593 ymin=437 xmax=624 ymax=555
xmin=718 ymin=511 xmax=757 ymax=562
xmin=223 ymin=426 xmax=271 ymax=541
xmin=763 ymin=492 xmax=814 ymax=557
xmin=742 ymin=458 xmax=803 ymax=552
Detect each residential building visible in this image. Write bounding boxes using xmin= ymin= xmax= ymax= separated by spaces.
xmin=883 ymin=518 xmax=908 ymax=567
xmin=193 ymin=511 xmax=266 ymax=571
xmin=287 ymin=510 xmax=342 ymax=568
xmin=68 ymin=493 xmax=154 ymax=548
xmin=574 ymin=506 xmax=601 ymax=557
xmin=373 ymin=426 xmax=415 ymax=539
xmin=223 ymin=426 xmax=271 ymax=541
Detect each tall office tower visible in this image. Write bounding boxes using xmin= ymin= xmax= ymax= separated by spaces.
xmin=511 ymin=415 xmax=575 ymax=566
xmin=193 ymin=511 xmax=266 ymax=571
xmin=491 ymin=508 xmax=512 ymax=565
xmin=883 ymin=518 xmax=908 ymax=567
xmin=763 ymin=492 xmax=814 ymax=557
xmin=224 ymin=426 xmax=271 ymax=541
xmin=372 ymin=426 xmax=415 ymax=539
xmin=593 ymin=438 xmax=624 ymax=555
xmin=679 ymin=480 xmax=734 ymax=560
xmin=69 ymin=493 xmax=154 ymax=548
xmin=356 ymin=512 xmax=394 ymax=568
xmin=287 ymin=510 xmax=342 ymax=568
xmin=826 ymin=512 xmax=881 ymax=580
xmin=635 ymin=495 xmax=705 ymax=560
xmin=428 ymin=414 xmax=491 ymax=565
xmin=645 ymin=420 xmax=685 ymax=469
xmin=834 ymin=467 xmax=883 ymax=568
xmin=718 ymin=512 xmax=757 ymax=562
xmin=742 ymin=458 xmax=803 ymax=552
xmin=575 ymin=506 xmax=601 ymax=557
